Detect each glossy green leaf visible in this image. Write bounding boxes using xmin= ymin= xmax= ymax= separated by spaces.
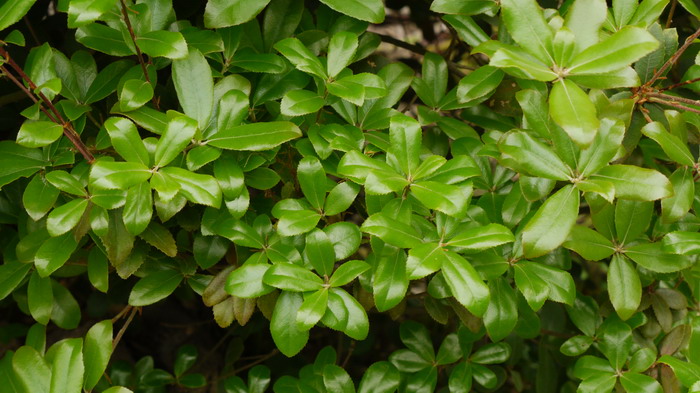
xmin=136 ymin=30 xmax=188 ymax=59
xmin=208 ymin=122 xmax=302 ymax=151
xmin=35 ymin=233 xmax=78 ymax=277
xmin=123 ymin=182 xmax=152 ymax=236
xmin=658 ymin=355 xmax=700 ymax=387
xmin=560 ymin=335 xmax=594 ymax=356
xmin=549 ymin=79 xmax=599 ymax=146
xmin=47 ymin=198 xmax=88 ymax=237
xmin=23 ymin=175 xmax=60 ymax=221
xmin=608 ymin=254 xmax=641 ymax=320
xmin=263 ymin=263 xmax=324 ymax=292
xmin=457 ymin=65 xmax=504 ymax=105
xmin=204 ymin=0 xmax=272 ymax=28
xmin=357 ymin=361 xmax=400 ymax=393
xmin=225 ymin=263 xmax=274 ymax=298
xmin=483 ymin=277 xmax=518 ymax=341
xmin=281 ymin=90 xmax=324 ymax=117
xmin=447 ymin=223 xmax=515 ymax=252
xmin=155 ymin=116 xmax=197 ymax=168
xmin=593 ymin=165 xmax=673 ymax=201
xmin=360 ymin=213 xmax=422 ymax=248
xmin=297 ymin=288 xmax=329 ymax=330
xmin=410 ymin=181 xmax=469 ymax=217
xmin=277 ymin=209 xmax=321 ymax=237
xmin=90 ymin=160 xmax=152 ymax=190
xmin=324 ymin=182 xmax=360 ymax=216
xmin=83 ymin=320 xmax=113 ymax=390
xmin=661 ymin=167 xmax=694 ymax=224
xmin=323 ymin=364 xmax=355 ymax=393
xmin=297 ymin=156 xmax=326 ymax=210
xmin=641 ymin=122 xmax=694 ymax=166
xmin=0 ymin=0 xmax=38 ymax=31
xmin=118 ymin=79 xmax=153 ymax=112
xmin=49 ymin=338 xmax=84 ymax=393
xmin=599 ymin=319 xmax=633 ymax=370
xmin=626 ymin=242 xmax=694 ymax=273
xmin=663 ymin=231 xmax=700 ymax=255
xmin=318 ymin=0 xmax=384 ymax=23
xmin=498 ymin=131 xmax=572 ymax=180
xmin=271 ymin=291 xmax=309 ymax=357
xmin=514 ymin=262 xmax=549 ymax=311
xmin=28 ymin=271 xmax=53 ymax=325
xmin=569 ymin=26 xmax=659 ymax=75
xmin=619 ymin=372 xmax=662 ymax=393
xmin=522 ymin=185 xmax=580 ymax=258
xmin=128 ymin=269 xmax=183 ymax=306
xmin=16 ymin=121 xmax=63 ymax=148
xmin=104 ymin=117 xmax=150 ymax=166
xmin=562 ymin=225 xmax=615 ymax=261
xmin=172 ymin=48 xmax=214 ymax=130
xmin=327 ymin=32 xmax=359 ymax=78
xmin=274 ymin=38 xmax=327 ymax=78
xmin=159 ymin=167 xmax=222 ymax=207
xmin=329 ymin=260 xmax=371 ymax=287
xmin=441 ymin=251 xmax=490 ymax=316
xmin=373 ymin=250 xmax=409 ymax=312
xmin=12 ymin=346 xmax=50 ymax=393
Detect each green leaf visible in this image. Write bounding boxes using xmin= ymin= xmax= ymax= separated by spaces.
xmin=12 ymin=346 xmax=50 ymax=393
xmin=549 ymin=79 xmax=600 ymax=146
xmin=615 ymin=199 xmax=653 ymax=245
xmin=400 ymin=321 xmax=435 ymax=362
xmin=271 ymin=291 xmax=309 ymax=357
xmin=47 ymin=198 xmax=88 ymax=237
xmin=500 ymin=0 xmax=553 ymax=64
xmin=514 ymin=263 xmax=549 ymax=311
xmin=522 ymin=185 xmax=580 ymax=258
xmin=457 ymin=65 xmax=504 ymax=105
xmin=563 ymin=225 xmax=615 ymax=261
xmin=619 ymin=372 xmax=663 ymax=393
xmin=447 ymin=223 xmax=515 ymax=252
xmin=498 ymin=131 xmax=572 ymax=180
xmin=641 ymin=122 xmax=695 ymax=166
xmin=599 ymin=319 xmax=633 ymax=370
xmin=360 ymin=213 xmax=422 ymax=249
xmin=208 ymin=122 xmax=302 ymax=151
xmin=83 ymin=320 xmax=113 ymax=390
xmin=213 ymin=154 xmax=245 ymax=199
xmin=297 ymin=288 xmax=329 ymax=330
xmin=0 ymin=0 xmax=38 ymax=31
xmin=305 ymin=229 xmax=335 ymax=276
xmin=50 ymin=281 xmax=81 ymax=329
xmin=90 ymin=160 xmax=152 ymax=190
xmin=523 ymin=262 xmax=575 ymax=305
xmin=663 ymin=231 xmax=700 ymax=255
xmin=388 ymin=114 xmax=421 ymax=176
xmin=325 ymin=222 xmax=361 ymax=260
xmin=274 ymin=38 xmax=327 ymax=78
xmin=281 ymin=90 xmax=325 ymax=117
xmin=626 ymin=242 xmax=694 ymax=273
xmin=16 ymin=121 xmax=63 ymax=148
xmin=225 ymin=263 xmax=274 ymax=298
xmin=67 ymin=0 xmax=113 ymax=27
xmin=608 ymin=254 xmax=641 ymax=320
xmin=139 ymin=222 xmax=177 ymax=257
xmin=263 ymin=263 xmax=324 ymax=292
xmin=329 ymin=260 xmax=370 ymax=287
xmin=658 ymin=355 xmax=700 ymax=387
xmin=118 ymin=80 xmax=153 ymax=112
xmin=328 ymin=77 xmax=365 ymax=106
xmin=45 ymin=170 xmax=86 ymax=197
xmin=324 ymin=182 xmax=360 ymax=216
xmin=373 ymin=250 xmax=409 ymax=312
xmin=159 ymin=167 xmax=222 ymax=207
xmin=593 ymin=165 xmax=673 ymax=201
xmin=318 ymin=0 xmax=384 ymax=23
xmin=0 ymin=141 xmax=46 ymax=188
xmin=441 ymin=251 xmax=490 ymax=317
xmin=172 ymin=48 xmax=214 ymax=130
xmin=213 ymin=218 xmax=264 ymax=248
xmin=488 ymin=46 xmax=557 ymax=81
xmin=297 ymin=156 xmax=326 ymax=210
xmin=560 ymin=335 xmax=594 ymax=356
xmin=155 ymin=116 xmax=197 ymax=168
xmin=407 ymin=243 xmax=447 ymax=279
xmin=470 ymin=342 xmax=512 ymax=364
xmin=662 ymin=167 xmax=694 ymax=223
xmin=564 ymin=0 xmax=607 ymax=51
xmin=136 ymin=30 xmax=188 ymax=59
xmin=193 ymin=235 xmax=227 ymax=269
xmin=323 ymin=364 xmax=355 ymax=393
xmin=28 ymin=271 xmax=53 ymax=325
xmin=174 ymin=345 xmax=198 ymax=377
xmin=577 ymin=373 xmax=616 ymax=393
xmin=104 ymin=117 xmax=150 ymax=166
xmin=35 ymin=233 xmax=78 ymax=277
xmin=328 ymin=32 xmax=359 ymax=78
xmin=204 ymin=0 xmax=272 ymax=28
xmin=338 ymin=150 xmax=396 ymax=183
xmin=0 ymin=260 xmax=32 ymax=301
xmin=128 ymin=269 xmax=183 ymax=306
xmin=410 ymin=181 xmax=469 ymax=217
xmin=76 ymin=24 xmax=133 ymax=57
xmin=357 ymin=361 xmax=400 ymax=393
xmin=49 ymin=338 xmax=84 ymax=393
xmin=23 ymin=175 xmax=60 ymax=221
xmin=577 ymin=118 xmax=625 ymax=176
xmin=569 ymin=26 xmax=659 ymax=75
xmin=123 ymin=182 xmax=152 ymax=236
xmin=327 ymin=288 xmax=369 ymax=340
xmin=483 ymin=277 xmax=518 ymax=341
xmin=277 ymin=209 xmax=321 ymax=237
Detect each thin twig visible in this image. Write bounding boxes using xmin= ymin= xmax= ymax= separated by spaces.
xmin=648 ymin=97 xmax=700 ymax=114
xmin=113 ymin=307 xmax=138 ymax=350
xmin=659 ymin=76 xmax=700 ymax=92
xmin=0 ymin=47 xmax=95 ymax=162
xmin=119 ymin=0 xmax=151 ymax=86
xmin=647 ymin=91 xmax=700 ymax=107
xmin=227 ymin=349 xmax=279 ymax=377
xmin=647 ymin=26 xmax=700 ymax=87
xmin=666 ymin=0 xmax=678 ymax=28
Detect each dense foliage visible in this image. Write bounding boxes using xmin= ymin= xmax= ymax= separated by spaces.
xmin=1 ymin=0 xmax=700 ymax=392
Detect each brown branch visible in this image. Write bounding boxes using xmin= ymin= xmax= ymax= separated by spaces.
xmin=647 ymin=92 xmax=700 ymax=107
xmin=647 ymin=26 xmax=700 ymax=87
xmin=665 ymin=0 xmax=678 ymax=28
xmin=0 ymin=50 xmax=94 ymax=163
xmin=648 ymin=97 xmax=700 ymax=115
xmin=119 ymin=0 xmax=151 ymax=86
xmin=659 ymin=76 xmax=700 ymax=92
xmin=113 ymin=306 xmax=138 ymax=350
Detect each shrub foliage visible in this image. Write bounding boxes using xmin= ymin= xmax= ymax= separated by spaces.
xmin=1 ymin=0 xmax=700 ymax=392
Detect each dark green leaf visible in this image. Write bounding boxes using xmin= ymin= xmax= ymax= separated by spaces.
xmin=271 ymin=291 xmax=309 ymax=357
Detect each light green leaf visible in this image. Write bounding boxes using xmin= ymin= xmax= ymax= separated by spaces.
xmin=577 ymin=118 xmax=625 ymax=176
xmin=373 ymin=250 xmax=409 ymax=312
xmin=388 ymin=114 xmax=422 ymax=176
xmin=549 ymin=79 xmax=599 ymax=146
xmin=28 ymin=271 xmax=53 ymax=325
xmin=47 ymin=198 xmax=88 ymax=237
xmin=297 ymin=288 xmax=329 ymax=330
xmin=562 ymin=225 xmax=615 ymax=261
xmin=172 ymin=48 xmax=214 ymax=130
xmin=410 ymin=181 xmax=469 ymax=217
xmin=661 ymin=167 xmax=694 ymax=224
xmin=489 ymin=47 xmax=557 ymax=81
xmin=118 ymin=79 xmax=153 ymax=112
xmin=12 ymin=346 xmax=50 ymax=393
xmin=357 ymin=361 xmax=400 ymax=393
xmin=271 ymin=291 xmax=309 ymax=357
xmin=514 ymin=263 xmax=549 ymax=311
xmin=16 ymin=121 xmax=63 ymax=148
xmin=274 ymin=38 xmax=327 ymax=78
xmin=323 ymin=364 xmax=355 ymax=393
xmin=82 ymin=320 xmax=113 ymax=390
xmin=441 ymin=251 xmax=490 ymax=317
xmin=159 ymin=167 xmax=222 ymax=207
xmin=658 ymin=355 xmax=700 ymax=387
xmin=281 ymin=90 xmax=325 ymax=117
xmin=447 ymin=223 xmax=515 ymax=252
xmin=663 ymin=231 xmax=700 ymax=255
xmin=457 ymin=65 xmax=504 ymax=105
xmin=626 ymin=242 xmax=694 ymax=273
xmin=0 ymin=0 xmax=38 ymax=31
xmin=498 ymin=131 xmax=572 ymax=180
xmin=155 ymin=116 xmax=197 ymax=168
xmin=619 ymin=372 xmax=662 ymax=393
xmin=608 ymin=254 xmax=641 ymax=320
xmin=263 ymin=263 xmax=324 ymax=292
xmin=641 ymin=122 xmax=695 ymax=166
xmin=360 ymin=213 xmax=422 ymax=249
xmin=569 ymin=26 xmax=659 ymax=75
xmin=104 ymin=117 xmax=150 ymax=166
xmin=305 ymin=229 xmax=335 ymax=276
xmin=123 ymin=182 xmax=152 ymax=236
xmin=225 ymin=263 xmax=274 ymax=298
xmin=324 ymin=182 xmax=360 ymax=216
xmin=208 ymin=122 xmax=302 ymax=151
xmin=35 ymin=233 xmax=78 ymax=277
xmin=483 ymin=277 xmax=517 ymax=341
xmin=0 ymin=141 xmax=45 ymax=188
xmin=49 ymin=338 xmax=84 ymax=393
xmin=592 ymin=165 xmax=673 ymax=201
xmin=128 ymin=269 xmax=183 ymax=306
xmin=328 ymin=32 xmax=359 ymax=78
xmin=136 ymin=30 xmax=188 ymax=59
xmin=277 ymin=209 xmax=321 ymax=237
xmin=565 ymin=0 xmax=607 ymax=51
xmin=204 ymin=0 xmax=272 ymax=28
xmin=500 ymin=0 xmax=553 ymax=64
xmin=328 ymin=77 xmax=365 ymax=106
xmin=297 ymin=156 xmax=326 ymax=210
xmin=318 ymin=0 xmax=385 ymax=23
xmin=329 ymin=260 xmax=370 ymax=287
xmin=90 ymin=160 xmax=152 ymax=190
xmin=522 ymin=185 xmax=579 ymax=258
